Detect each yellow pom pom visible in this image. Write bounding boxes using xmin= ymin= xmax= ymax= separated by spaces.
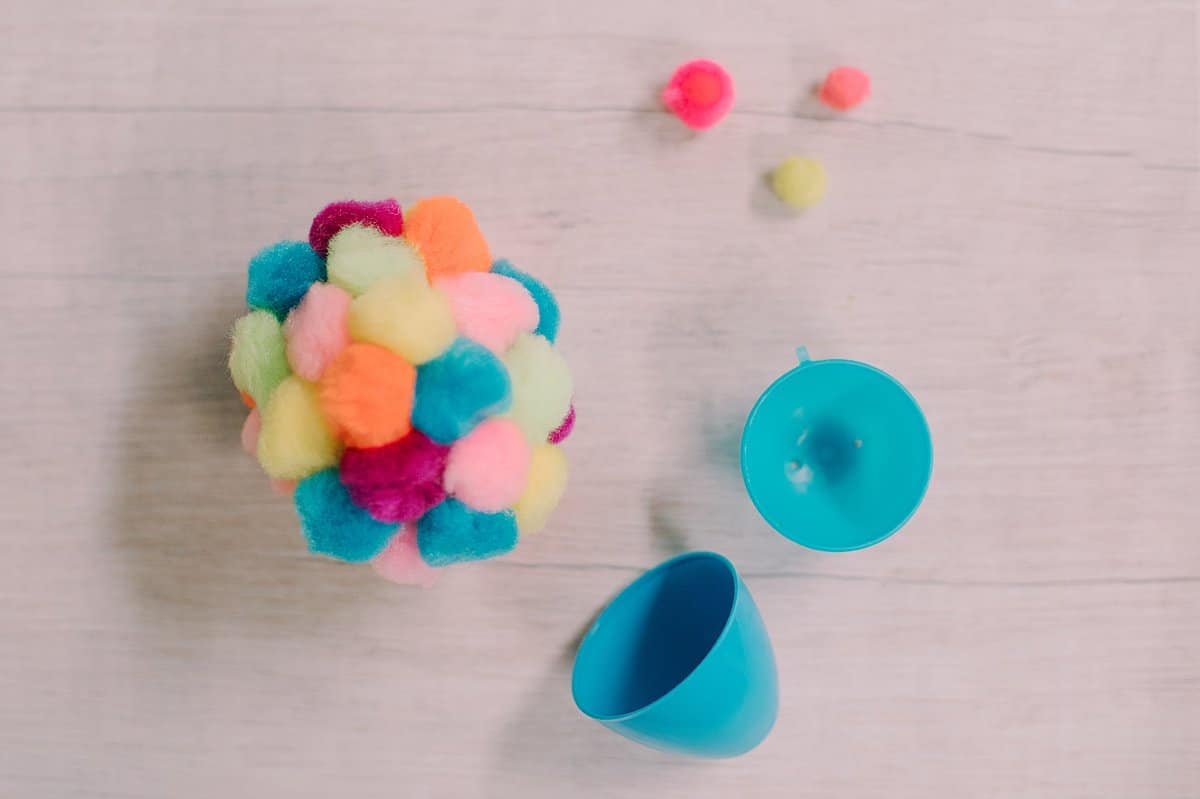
xmin=229 ymin=310 xmax=290 ymax=409
xmin=257 ymin=376 xmax=341 ymax=479
xmin=346 ymin=275 xmax=457 ymax=365
xmin=770 ymin=156 xmax=827 ymax=210
xmin=502 ymin=333 xmax=573 ymax=443
xmin=514 ymin=444 xmax=568 ymax=535
xmin=327 ymin=223 xmax=424 ymax=296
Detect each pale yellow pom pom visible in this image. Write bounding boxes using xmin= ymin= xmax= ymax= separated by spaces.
xmin=514 ymin=443 xmax=568 ymax=535
xmin=770 ymin=156 xmax=827 ymax=210
xmin=257 ymin=376 xmax=341 ymax=479
xmin=326 ymin=223 xmax=424 ymax=296
xmin=502 ymin=333 xmax=573 ymax=443
xmin=346 ymin=275 xmax=457 ymax=365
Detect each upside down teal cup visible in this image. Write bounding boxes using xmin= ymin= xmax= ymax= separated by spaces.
xmin=571 ymin=552 xmax=778 ymax=758
xmin=741 ymin=347 xmax=933 ymax=551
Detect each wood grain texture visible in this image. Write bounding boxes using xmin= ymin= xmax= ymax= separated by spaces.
xmin=1 ymin=0 xmax=1197 ymax=796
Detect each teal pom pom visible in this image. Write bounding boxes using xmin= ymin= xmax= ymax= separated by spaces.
xmin=492 ymin=259 xmax=559 ymax=343
xmin=417 ymin=499 xmax=518 ymax=566
xmin=295 ymin=469 xmax=397 ymax=562
xmin=412 ymin=338 xmax=511 ymax=444
xmin=247 ymin=240 xmax=327 ymax=320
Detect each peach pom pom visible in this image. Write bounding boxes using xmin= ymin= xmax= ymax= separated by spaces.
xmin=270 ymin=478 xmax=298 ymax=496
xmin=372 ymin=526 xmax=439 ymax=587
xmin=819 ymin=66 xmax=870 ymax=111
xmin=241 ymin=409 xmax=261 ymax=455
xmin=437 ymin=272 xmax=538 ymax=354
xmin=284 ymin=283 xmax=351 ymax=381
xmin=403 ymin=196 xmax=491 ymax=281
xmin=443 ymin=418 xmax=531 ymax=512
xmin=662 ymin=59 xmax=734 ymax=130
xmin=319 ymin=342 xmax=417 ymax=448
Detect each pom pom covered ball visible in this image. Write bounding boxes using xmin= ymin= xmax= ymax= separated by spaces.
xmin=229 ymin=196 xmax=573 ymax=581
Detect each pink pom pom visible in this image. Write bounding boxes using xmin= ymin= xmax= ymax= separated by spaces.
xmin=283 ymin=283 xmax=351 ymax=382
xmin=819 ymin=66 xmax=871 ymax=111
xmin=340 ymin=431 xmax=450 ymax=522
xmin=309 ymin=199 xmax=404 ymax=257
xmin=372 ymin=526 xmax=439 ymax=587
xmin=241 ymin=409 xmax=261 ymax=455
xmin=270 ymin=478 xmax=298 ymax=496
xmin=443 ymin=418 xmax=531 ymax=512
xmin=548 ymin=404 xmax=575 ymax=444
xmin=436 ymin=272 xmax=539 ymax=355
xmin=661 ymin=59 xmax=734 ymax=130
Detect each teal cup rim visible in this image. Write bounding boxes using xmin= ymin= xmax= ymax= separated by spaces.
xmin=740 ymin=349 xmax=933 ymax=552
xmin=571 ymin=551 xmax=742 ymax=723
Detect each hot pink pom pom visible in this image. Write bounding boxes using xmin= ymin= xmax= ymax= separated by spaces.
xmin=661 ymin=59 xmax=734 ymax=130
xmin=372 ymin=526 xmax=439 ymax=587
xmin=241 ymin=409 xmax=261 ymax=455
xmin=819 ymin=66 xmax=871 ymax=111
xmin=443 ymin=418 xmax=531 ymax=512
xmin=309 ymin=199 xmax=404 ymax=257
xmin=436 ymin=272 xmax=539 ymax=354
xmin=548 ymin=404 xmax=575 ymax=444
xmin=340 ymin=431 xmax=450 ymax=522
xmin=283 ymin=283 xmax=351 ymax=382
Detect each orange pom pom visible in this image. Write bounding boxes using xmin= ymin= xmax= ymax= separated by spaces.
xmin=239 ymin=391 xmax=256 ymax=409
xmin=403 ymin=196 xmax=491 ymax=281
xmin=318 ymin=342 xmax=417 ymax=448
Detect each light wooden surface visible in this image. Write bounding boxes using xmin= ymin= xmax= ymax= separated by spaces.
xmin=2 ymin=1 xmax=1198 ymax=796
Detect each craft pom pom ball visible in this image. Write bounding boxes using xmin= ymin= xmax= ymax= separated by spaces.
xmin=230 ymin=197 xmax=573 ymax=584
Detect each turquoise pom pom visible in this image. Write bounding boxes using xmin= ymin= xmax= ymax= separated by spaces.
xmin=492 ymin=259 xmax=559 ymax=343
xmin=417 ymin=499 xmax=518 ymax=566
xmin=247 ymin=240 xmax=326 ymax=320
xmin=412 ymin=338 xmax=511 ymax=444
xmin=295 ymin=469 xmax=397 ymax=562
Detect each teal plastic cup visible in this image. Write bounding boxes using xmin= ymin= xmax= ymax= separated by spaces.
xmin=741 ymin=347 xmax=932 ymax=551
xmin=571 ymin=552 xmax=778 ymax=758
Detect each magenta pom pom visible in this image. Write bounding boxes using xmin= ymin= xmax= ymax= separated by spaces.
xmin=662 ymin=59 xmax=734 ymax=130
xmin=340 ymin=431 xmax=450 ymax=522
xmin=548 ymin=404 xmax=575 ymax=443
xmin=372 ymin=526 xmax=439 ymax=586
xmin=309 ymin=199 xmax=404 ymax=257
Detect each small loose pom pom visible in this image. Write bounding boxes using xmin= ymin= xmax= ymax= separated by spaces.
xmin=403 ymin=196 xmax=491 ymax=281
xmin=503 ymin=333 xmax=572 ymax=443
xmin=437 ymin=271 xmax=538 ymax=355
xmin=412 ymin=339 xmax=511 ymax=444
xmin=819 ymin=66 xmax=870 ymax=111
xmin=417 ymin=499 xmax=518 ymax=566
xmin=514 ymin=443 xmax=568 ymax=535
xmin=347 ymin=275 xmax=456 ymax=365
xmin=443 ymin=418 xmax=531 ymax=512
xmin=295 ymin=468 xmax=397 ymax=562
xmin=548 ymin=404 xmax=575 ymax=444
xmin=372 ymin=526 xmax=439 ymax=586
xmin=246 ymin=240 xmax=326 ymax=320
xmin=241 ymin=409 xmax=261 ymax=455
xmin=492 ymin=259 xmax=560 ymax=343
xmin=257 ymin=376 xmax=341 ymax=479
xmin=318 ymin=342 xmax=417 ymax=448
xmin=661 ymin=59 xmax=734 ymax=130
xmin=230 ymin=310 xmax=291 ymax=409
xmin=270 ymin=478 xmax=298 ymax=496
xmin=284 ymin=283 xmax=351 ymax=381
xmin=770 ymin=156 xmax=828 ymax=211
xmin=326 ymin=223 xmax=424 ymax=297
xmin=309 ymin=198 xmax=404 ymax=257
xmin=339 ymin=430 xmax=450 ymax=523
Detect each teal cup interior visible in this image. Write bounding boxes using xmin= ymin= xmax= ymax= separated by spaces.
xmin=571 ymin=552 xmax=778 ymax=758
xmin=741 ymin=348 xmax=932 ymax=551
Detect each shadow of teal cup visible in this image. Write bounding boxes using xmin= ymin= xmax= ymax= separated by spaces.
xmin=571 ymin=552 xmax=778 ymax=758
xmin=741 ymin=347 xmax=933 ymax=551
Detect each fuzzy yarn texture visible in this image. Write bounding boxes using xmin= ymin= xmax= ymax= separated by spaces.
xmin=417 ymin=499 xmax=518 ymax=567
xmin=819 ymin=66 xmax=870 ymax=111
xmin=309 ymin=199 xmax=404 ymax=257
xmin=340 ymin=431 xmax=449 ymax=523
xmin=231 ymin=195 xmax=571 ymax=576
xmin=771 ymin=156 xmax=828 ymax=211
xmin=295 ymin=469 xmax=397 ymax=562
xmin=246 ymin=240 xmax=326 ymax=320
xmin=662 ymin=59 xmax=734 ymax=130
